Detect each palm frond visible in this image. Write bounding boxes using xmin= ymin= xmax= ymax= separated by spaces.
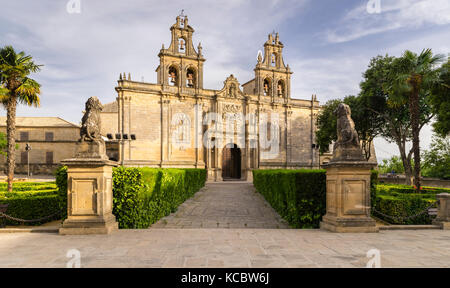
xmin=16 ymin=77 xmax=41 ymax=107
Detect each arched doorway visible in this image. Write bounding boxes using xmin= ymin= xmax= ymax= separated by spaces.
xmin=222 ymin=144 xmax=241 ymax=180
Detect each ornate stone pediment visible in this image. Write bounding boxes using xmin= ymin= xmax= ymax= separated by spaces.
xmin=217 ymin=74 xmax=245 ymax=99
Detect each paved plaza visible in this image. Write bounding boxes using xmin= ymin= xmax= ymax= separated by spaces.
xmin=0 ymin=229 xmax=449 ymax=268
xmin=151 ymin=182 xmax=290 ymax=229
xmin=0 ymin=182 xmax=449 ymax=268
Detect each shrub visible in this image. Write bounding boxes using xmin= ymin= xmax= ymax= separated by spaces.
xmin=55 ymin=165 xmax=68 ymax=220
xmin=253 ymin=169 xmax=326 ymax=228
xmin=0 ymin=183 xmax=61 ymax=226
xmin=376 ymin=184 xmax=449 ymax=195
xmin=372 ymin=194 xmax=436 ymax=225
xmin=112 ymin=167 xmax=206 ymax=229
xmin=370 ymin=170 xmax=379 ymax=208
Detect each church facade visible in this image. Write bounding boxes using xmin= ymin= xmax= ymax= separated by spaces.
xmin=100 ymin=15 xmax=321 ymax=181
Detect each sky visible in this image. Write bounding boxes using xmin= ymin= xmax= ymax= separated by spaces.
xmin=1 ymin=0 xmax=449 ymax=162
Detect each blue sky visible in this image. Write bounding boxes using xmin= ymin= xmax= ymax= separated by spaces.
xmin=1 ymin=0 xmax=449 ymax=161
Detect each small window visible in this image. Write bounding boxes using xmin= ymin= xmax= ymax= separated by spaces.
xmin=46 ymin=151 xmax=53 ymax=164
xmin=20 ymin=132 xmax=29 ymax=141
xmin=45 ymin=132 xmax=54 ymax=142
xmin=21 ymin=151 xmax=28 ymax=164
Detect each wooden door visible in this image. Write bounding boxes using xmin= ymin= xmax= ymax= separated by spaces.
xmin=222 ymin=145 xmax=241 ymax=179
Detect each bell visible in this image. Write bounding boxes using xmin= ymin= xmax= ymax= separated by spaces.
xmin=187 ymin=73 xmax=194 ymax=87
xmin=278 ymin=85 xmax=283 ymax=96
xmin=179 ymin=39 xmax=185 ymax=51
xmin=264 ymin=84 xmax=269 ymax=94
xmin=170 ymin=72 xmax=176 ymax=83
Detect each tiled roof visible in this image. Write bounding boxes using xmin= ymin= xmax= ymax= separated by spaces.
xmin=0 ymin=117 xmax=80 ymax=128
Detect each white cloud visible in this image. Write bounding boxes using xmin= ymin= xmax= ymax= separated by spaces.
xmin=326 ymin=0 xmax=450 ymax=43
xmin=289 ymin=56 xmax=368 ymax=102
xmin=0 ymin=0 xmax=309 ymax=123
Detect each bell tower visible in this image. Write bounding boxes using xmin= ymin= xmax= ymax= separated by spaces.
xmin=156 ymin=12 xmax=205 ymax=90
xmin=254 ymin=32 xmax=292 ymax=100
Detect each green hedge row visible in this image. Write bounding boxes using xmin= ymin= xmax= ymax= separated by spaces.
xmin=0 ymin=182 xmax=61 ymax=226
xmin=376 ymin=184 xmax=449 ymax=195
xmin=55 ymin=166 xmax=207 ymax=229
xmin=372 ymin=182 xmax=440 ymax=225
xmin=113 ymin=167 xmax=206 ymax=228
xmin=0 ymin=182 xmax=57 ymax=192
xmin=373 ymin=194 xmax=436 ymax=225
xmin=253 ymin=169 xmax=326 ymax=228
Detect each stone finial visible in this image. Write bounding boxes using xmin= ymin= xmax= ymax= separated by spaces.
xmin=331 ymin=103 xmax=364 ymax=162
xmin=128 ymin=73 xmax=131 ymax=81
xmin=198 ymin=42 xmax=202 ymax=56
xmin=257 ymin=51 xmax=262 ymax=63
xmin=119 ymin=73 xmax=122 ymax=80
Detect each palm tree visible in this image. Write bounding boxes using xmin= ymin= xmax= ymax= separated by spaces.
xmin=0 ymin=46 xmax=42 ymax=192
xmin=390 ymin=49 xmax=444 ymax=192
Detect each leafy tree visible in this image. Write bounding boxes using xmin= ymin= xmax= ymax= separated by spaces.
xmin=316 ymin=99 xmax=341 ymax=154
xmin=378 ymin=156 xmax=406 ymax=174
xmin=431 ymin=58 xmax=450 ymax=137
xmin=386 ymin=49 xmax=444 ymax=192
xmin=360 ymin=54 xmax=437 ymax=186
xmin=0 ymin=46 xmax=41 ymax=192
xmin=422 ymin=136 xmax=450 ymax=180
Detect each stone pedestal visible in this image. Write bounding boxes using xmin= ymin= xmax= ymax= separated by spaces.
xmin=433 ymin=193 xmax=450 ymax=230
xmin=320 ymin=161 xmax=378 ymax=233
xmin=59 ymin=158 xmax=118 ymax=235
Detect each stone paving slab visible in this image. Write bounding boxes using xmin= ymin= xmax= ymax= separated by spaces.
xmin=151 ymin=182 xmax=290 ymax=229
xmin=0 ymin=229 xmax=449 ymax=268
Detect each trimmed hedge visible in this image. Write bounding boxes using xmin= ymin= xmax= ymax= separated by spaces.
xmin=113 ymin=167 xmax=206 ymax=228
xmin=0 ymin=181 xmax=61 ymax=226
xmin=55 ymin=166 xmax=68 ymax=220
xmin=55 ymin=166 xmax=207 ymax=229
xmin=372 ymin=182 xmax=439 ymax=225
xmin=373 ymin=194 xmax=436 ymax=225
xmin=376 ymin=184 xmax=450 ymax=195
xmin=253 ymin=169 xmax=326 ymax=228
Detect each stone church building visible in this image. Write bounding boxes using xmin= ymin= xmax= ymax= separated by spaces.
xmin=100 ymin=15 xmax=321 ymax=181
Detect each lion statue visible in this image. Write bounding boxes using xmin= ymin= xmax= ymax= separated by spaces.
xmin=80 ymin=96 xmax=103 ymax=142
xmin=331 ymin=103 xmax=364 ymax=162
xmin=335 ymin=103 xmax=360 ymax=147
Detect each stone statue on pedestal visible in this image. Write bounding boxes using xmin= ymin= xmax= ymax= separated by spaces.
xmin=59 ymin=97 xmax=118 ymax=235
xmin=331 ymin=103 xmax=364 ymax=162
xmin=320 ymin=104 xmax=378 ymax=233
